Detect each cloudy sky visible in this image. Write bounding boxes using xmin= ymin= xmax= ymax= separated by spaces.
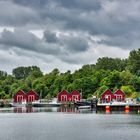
xmin=0 ymin=0 xmax=139 ymax=73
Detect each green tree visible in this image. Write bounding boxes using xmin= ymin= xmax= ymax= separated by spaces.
xmin=95 ymin=57 xmax=127 ymax=71
xmin=12 ymin=66 xmax=42 ymax=79
xmin=127 ymin=48 xmax=140 ymax=75
xmin=121 ymin=85 xmax=135 ymax=97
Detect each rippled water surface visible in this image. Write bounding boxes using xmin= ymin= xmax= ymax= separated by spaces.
xmin=0 ymin=107 xmax=140 ymax=140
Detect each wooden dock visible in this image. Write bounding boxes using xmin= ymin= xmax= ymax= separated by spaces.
xmin=96 ymin=104 xmax=140 ymax=111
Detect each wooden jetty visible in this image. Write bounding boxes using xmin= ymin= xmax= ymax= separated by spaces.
xmin=96 ymin=104 xmax=140 ymax=112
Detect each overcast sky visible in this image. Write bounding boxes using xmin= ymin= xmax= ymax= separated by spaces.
xmin=0 ymin=0 xmax=139 ymax=73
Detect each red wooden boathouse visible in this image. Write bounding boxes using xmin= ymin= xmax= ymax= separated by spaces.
xmin=101 ymin=89 xmax=114 ymax=103
xmin=26 ymin=90 xmax=39 ymax=102
xmin=114 ymin=89 xmax=125 ymax=101
xmin=13 ymin=90 xmax=39 ymax=103
xmin=57 ymin=90 xmax=70 ymax=102
xmin=13 ymin=90 xmax=26 ymax=103
xmin=57 ymin=90 xmax=81 ymax=102
xmin=71 ymin=90 xmax=81 ymax=101
xmin=101 ymin=89 xmax=126 ymax=103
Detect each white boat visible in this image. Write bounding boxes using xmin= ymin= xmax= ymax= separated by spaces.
xmin=98 ymin=101 xmax=135 ymax=106
xmin=77 ymin=105 xmax=91 ymax=109
xmin=32 ymin=98 xmax=61 ymax=107
xmin=10 ymin=101 xmax=27 ymax=107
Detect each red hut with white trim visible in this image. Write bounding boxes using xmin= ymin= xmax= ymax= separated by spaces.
xmin=26 ymin=90 xmax=39 ymax=102
xmin=101 ymin=89 xmax=114 ymax=103
xmin=13 ymin=90 xmax=26 ymax=103
xmin=71 ymin=90 xmax=81 ymax=101
xmin=114 ymin=89 xmax=125 ymax=102
xmin=57 ymin=90 xmax=70 ymax=102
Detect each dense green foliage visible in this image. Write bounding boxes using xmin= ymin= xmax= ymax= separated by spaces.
xmin=1 ymin=49 xmax=140 ymax=99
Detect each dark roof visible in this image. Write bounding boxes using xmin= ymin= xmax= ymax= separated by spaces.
xmin=13 ymin=90 xmax=26 ymax=97
xmin=27 ymin=90 xmax=39 ymax=96
xmin=101 ymin=89 xmax=113 ymax=96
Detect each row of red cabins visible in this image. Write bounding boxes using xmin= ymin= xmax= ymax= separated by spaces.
xmin=13 ymin=89 xmax=125 ymax=103
xmin=13 ymin=90 xmax=39 ymax=103
xmin=13 ymin=89 xmax=81 ymax=103
xmin=101 ymin=89 xmax=125 ymax=103
xmin=57 ymin=90 xmax=81 ymax=102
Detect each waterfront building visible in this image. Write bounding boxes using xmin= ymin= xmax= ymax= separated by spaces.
xmin=101 ymin=89 xmax=126 ymax=103
xmin=13 ymin=90 xmax=26 ymax=103
xmin=101 ymin=89 xmax=114 ymax=103
xmin=71 ymin=90 xmax=81 ymax=101
xmin=114 ymin=89 xmax=125 ymax=101
xmin=57 ymin=90 xmax=69 ymax=102
xmin=26 ymin=90 xmax=39 ymax=102
xmin=13 ymin=90 xmax=39 ymax=103
xmin=57 ymin=90 xmax=81 ymax=102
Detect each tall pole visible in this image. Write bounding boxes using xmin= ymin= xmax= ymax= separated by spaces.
xmin=40 ymin=90 xmax=42 ymax=102
xmin=80 ymin=89 xmax=82 ymax=101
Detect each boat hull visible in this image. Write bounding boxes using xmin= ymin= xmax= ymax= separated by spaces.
xmin=32 ymin=103 xmax=61 ymax=107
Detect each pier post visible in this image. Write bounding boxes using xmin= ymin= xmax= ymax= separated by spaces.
xmin=125 ymin=105 xmax=129 ymax=113
xmin=105 ymin=105 xmax=110 ymax=113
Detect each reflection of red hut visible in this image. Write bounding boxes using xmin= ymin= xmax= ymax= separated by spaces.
xmin=26 ymin=90 xmax=39 ymax=102
xmin=71 ymin=90 xmax=81 ymax=101
xmin=57 ymin=90 xmax=69 ymax=102
xmin=114 ymin=89 xmax=125 ymax=101
xmin=101 ymin=89 xmax=114 ymax=103
xmin=13 ymin=90 xmax=26 ymax=103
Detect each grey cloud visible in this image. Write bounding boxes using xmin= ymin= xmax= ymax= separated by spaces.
xmin=43 ymin=30 xmax=58 ymax=43
xmin=43 ymin=30 xmax=90 ymax=53
xmin=2 ymin=0 xmax=140 ymax=43
xmin=0 ymin=29 xmax=61 ymax=55
xmin=1 ymin=0 xmax=140 ymax=72
xmin=0 ymin=29 xmax=90 ymax=64
xmin=0 ymin=0 xmax=40 ymax=26
xmin=61 ymin=36 xmax=89 ymax=52
xmin=0 ymin=29 xmax=40 ymax=50
xmin=13 ymin=0 xmax=101 ymax=11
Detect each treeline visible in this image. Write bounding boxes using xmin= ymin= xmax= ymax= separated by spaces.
xmin=1 ymin=48 xmax=140 ymax=99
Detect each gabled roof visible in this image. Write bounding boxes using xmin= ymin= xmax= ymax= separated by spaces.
xmin=58 ymin=90 xmax=69 ymax=95
xmin=114 ymin=89 xmax=125 ymax=95
xmin=71 ymin=90 xmax=80 ymax=95
xmin=101 ymin=89 xmax=113 ymax=96
xmin=27 ymin=90 xmax=39 ymax=96
xmin=13 ymin=90 xmax=26 ymax=97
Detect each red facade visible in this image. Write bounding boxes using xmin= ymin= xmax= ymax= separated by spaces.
xmin=57 ymin=90 xmax=69 ymax=102
xmin=101 ymin=89 xmax=114 ymax=103
xmin=71 ymin=90 xmax=81 ymax=101
xmin=101 ymin=89 xmax=126 ymax=103
xmin=26 ymin=90 xmax=39 ymax=102
xmin=13 ymin=90 xmax=26 ymax=103
xmin=57 ymin=90 xmax=81 ymax=102
xmin=13 ymin=90 xmax=39 ymax=103
xmin=114 ymin=89 xmax=125 ymax=101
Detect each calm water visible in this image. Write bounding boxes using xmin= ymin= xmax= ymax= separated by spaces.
xmin=0 ymin=107 xmax=140 ymax=140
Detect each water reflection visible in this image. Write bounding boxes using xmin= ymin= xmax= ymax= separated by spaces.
xmin=0 ymin=107 xmax=139 ymax=114
xmin=0 ymin=107 xmax=92 ymax=113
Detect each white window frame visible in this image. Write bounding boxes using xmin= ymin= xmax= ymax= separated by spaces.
xmin=28 ymin=95 xmax=35 ymax=102
xmin=61 ymin=95 xmax=67 ymax=101
xmin=17 ymin=95 xmax=23 ymax=102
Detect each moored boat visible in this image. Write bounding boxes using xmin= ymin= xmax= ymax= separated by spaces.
xmin=10 ymin=101 xmax=27 ymax=107
xmin=32 ymin=98 xmax=61 ymax=107
xmin=77 ymin=105 xmax=91 ymax=109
